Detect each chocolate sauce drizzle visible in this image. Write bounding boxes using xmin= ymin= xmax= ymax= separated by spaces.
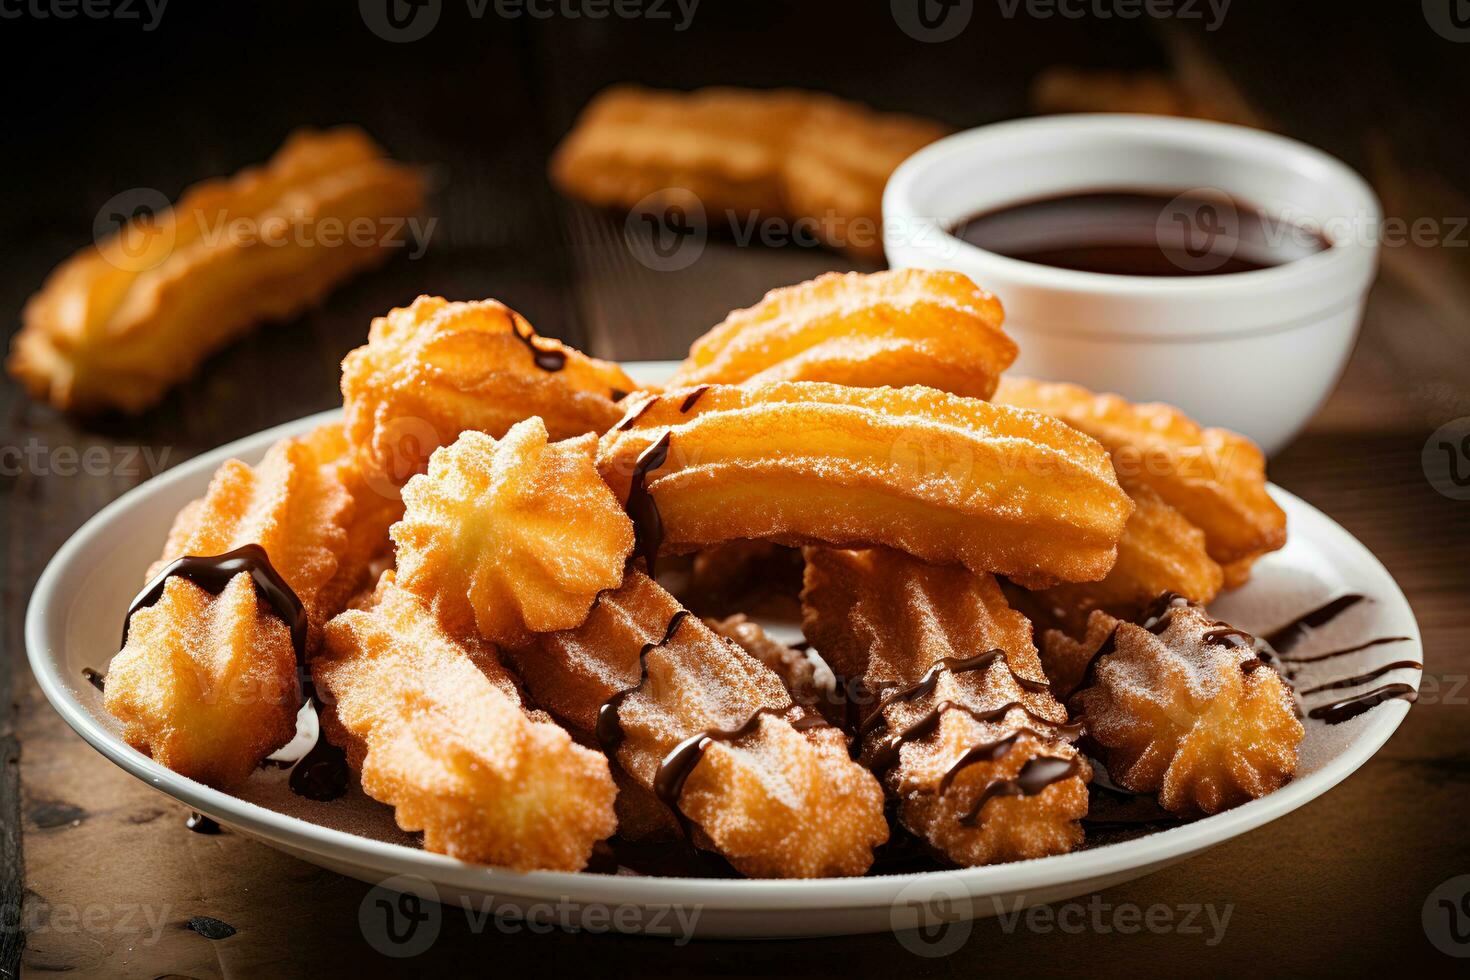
xmin=1275 ymin=635 xmax=1411 ymax=665
xmin=508 ymin=311 xmax=567 ymax=372
xmin=594 ymin=610 xmax=691 ymax=753
xmin=1297 ymin=661 xmax=1423 ymax=697
xmin=624 ymin=430 xmax=672 ymax=576
xmin=678 ymin=385 xmax=711 ymax=413
xmin=122 ymin=544 xmax=308 ymax=657
xmin=653 ymin=706 xmax=788 ymax=818
xmin=120 ymin=544 xmax=349 ymax=803
xmin=853 ymin=651 xmax=1060 ymax=766
xmin=1306 ymin=683 xmax=1418 ymax=724
xmin=614 ymin=397 xmax=656 ymax=431
xmin=958 ymin=755 xmax=1084 ymax=827
xmin=1263 ymin=594 xmax=1364 ymax=653
xmin=82 ymin=667 xmax=105 ymax=692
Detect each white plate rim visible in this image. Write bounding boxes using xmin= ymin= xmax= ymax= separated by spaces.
xmin=25 ymin=368 xmax=1422 ymax=913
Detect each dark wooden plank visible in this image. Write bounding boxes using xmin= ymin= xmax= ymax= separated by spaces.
xmin=1 ymin=4 xmax=1466 ymax=975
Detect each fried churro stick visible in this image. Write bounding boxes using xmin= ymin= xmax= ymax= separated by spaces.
xmin=704 ymin=614 xmax=836 ymax=727
xmin=598 ymin=381 xmax=1132 ymax=586
xmin=341 ymin=296 xmax=633 ymax=488
xmin=1041 ymin=597 xmax=1301 ymax=816
xmin=549 ymin=85 xmax=948 ymax=261
xmin=666 ymin=270 xmax=1014 ymax=399
xmin=802 ymin=547 xmax=1088 ymax=866
xmin=504 ymin=570 xmax=888 ymax=878
xmin=10 ymin=127 xmax=424 ymax=414
xmin=551 ymin=85 xmax=812 ymax=220
xmin=1029 ymin=481 xmax=1224 ymax=635
xmin=105 ymin=428 xmax=355 ymax=786
xmin=779 ymin=99 xmax=951 ymax=261
xmin=317 ymin=574 xmax=617 ymax=869
xmin=392 ymin=419 xmax=634 ymax=647
xmin=994 ymin=376 xmax=1286 ymax=573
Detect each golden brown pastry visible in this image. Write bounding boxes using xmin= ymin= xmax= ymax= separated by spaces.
xmin=105 ymin=427 xmax=355 ymax=786
xmin=994 ymin=376 xmax=1286 ymax=575
xmin=341 ymin=295 xmax=633 ymax=489
xmin=317 ymin=573 xmax=617 ymax=870
xmin=504 ymin=570 xmax=888 ymax=878
xmin=778 ymin=99 xmax=950 ymax=261
xmin=1029 ymin=481 xmax=1224 ymax=635
xmin=1041 ymin=596 xmax=1302 ymax=816
xmin=1031 ymin=67 xmax=1261 ymax=126
xmin=704 ymin=614 xmax=835 ymax=726
xmin=10 ymin=127 xmax=424 ymax=414
xmin=666 ymin=270 xmax=1014 ymax=399
xmin=802 ymin=547 xmax=1088 ymax=866
xmin=598 ymin=381 xmax=1133 ymax=586
xmin=392 ymin=419 xmax=633 ymax=647
xmin=550 ymin=85 xmax=948 ymax=261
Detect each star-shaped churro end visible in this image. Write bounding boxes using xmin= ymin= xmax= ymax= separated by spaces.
xmin=105 ymin=574 xmax=299 ymax=788
xmin=393 ymin=418 xmax=634 ymax=646
xmin=341 ymin=296 xmax=634 ymax=488
xmin=1044 ymin=601 xmax=1303 ymax=817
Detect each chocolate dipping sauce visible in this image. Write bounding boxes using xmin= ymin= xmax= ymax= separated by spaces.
xmin=949 ymin=190 xmax=1331 ymax=277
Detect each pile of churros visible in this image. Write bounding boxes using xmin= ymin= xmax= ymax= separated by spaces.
xmin=99 ymin=266 xmax=1302 ymax=877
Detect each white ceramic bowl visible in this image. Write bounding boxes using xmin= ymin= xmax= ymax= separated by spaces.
xmin=883 ymin=115 xmax=1381 ymax=454
xmin=27 ymin=364 xmax=1421 ymax=939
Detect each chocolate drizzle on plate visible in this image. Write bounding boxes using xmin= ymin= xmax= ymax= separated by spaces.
xmin=1297 ymin=661 xmax=1423 ymax=697
xmin=1262 ymin=594 xmax=1364 ymax=653
xmin=1275 ymin=635 xmax=1411 ymax=665
xmin=508 ymin=310 xmax=567 ymax=372
xmin=1306 ymin=683 xmax=1418 ymax=724
xmin=595 ymin=609 xmax=691 ymax=753
xmin=624 ymin=430 xmax=672 ymax=576
xmin=120 ymin=544 xmax=349 ymax=803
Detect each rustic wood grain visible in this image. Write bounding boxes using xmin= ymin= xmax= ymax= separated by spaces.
xmin=2 ymin=5 xmax=1466 ymax=977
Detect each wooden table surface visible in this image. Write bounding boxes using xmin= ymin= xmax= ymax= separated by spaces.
xmin=3 ymin=4 xmax=1467 ymax=976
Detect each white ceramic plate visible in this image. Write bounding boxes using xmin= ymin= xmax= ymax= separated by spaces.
xmin=27 ymin=362 xmax=1422 ymax=939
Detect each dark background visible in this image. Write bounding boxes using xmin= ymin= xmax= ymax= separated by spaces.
xmin=3 ymin=1 xmax=1469 ymax=976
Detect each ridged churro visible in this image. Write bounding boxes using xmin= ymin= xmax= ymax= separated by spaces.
xmin=504 ymin=569 xmax=888 ymax=878
xmin=317 ymin=574 xmax=617 ymax=869
xmin=995 ymin=376 xmax=1286 ymax=574
xmin=392 ymin=419 xmax=633 ymax=647
xmin=10 ymin=127 xmax=424 ymax=414
xmin=341 ymin=296 xmax=633 ymax=489
xmin=802 ymin=547 xmax=1088 ymax=866
xmin=598 ymin=381 xmax=1132 ymax=586
xmin=667 ymin=270 xmax=1014 ymax=398
xmin=1041 ymin=596 xmax=1302 ymax=816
